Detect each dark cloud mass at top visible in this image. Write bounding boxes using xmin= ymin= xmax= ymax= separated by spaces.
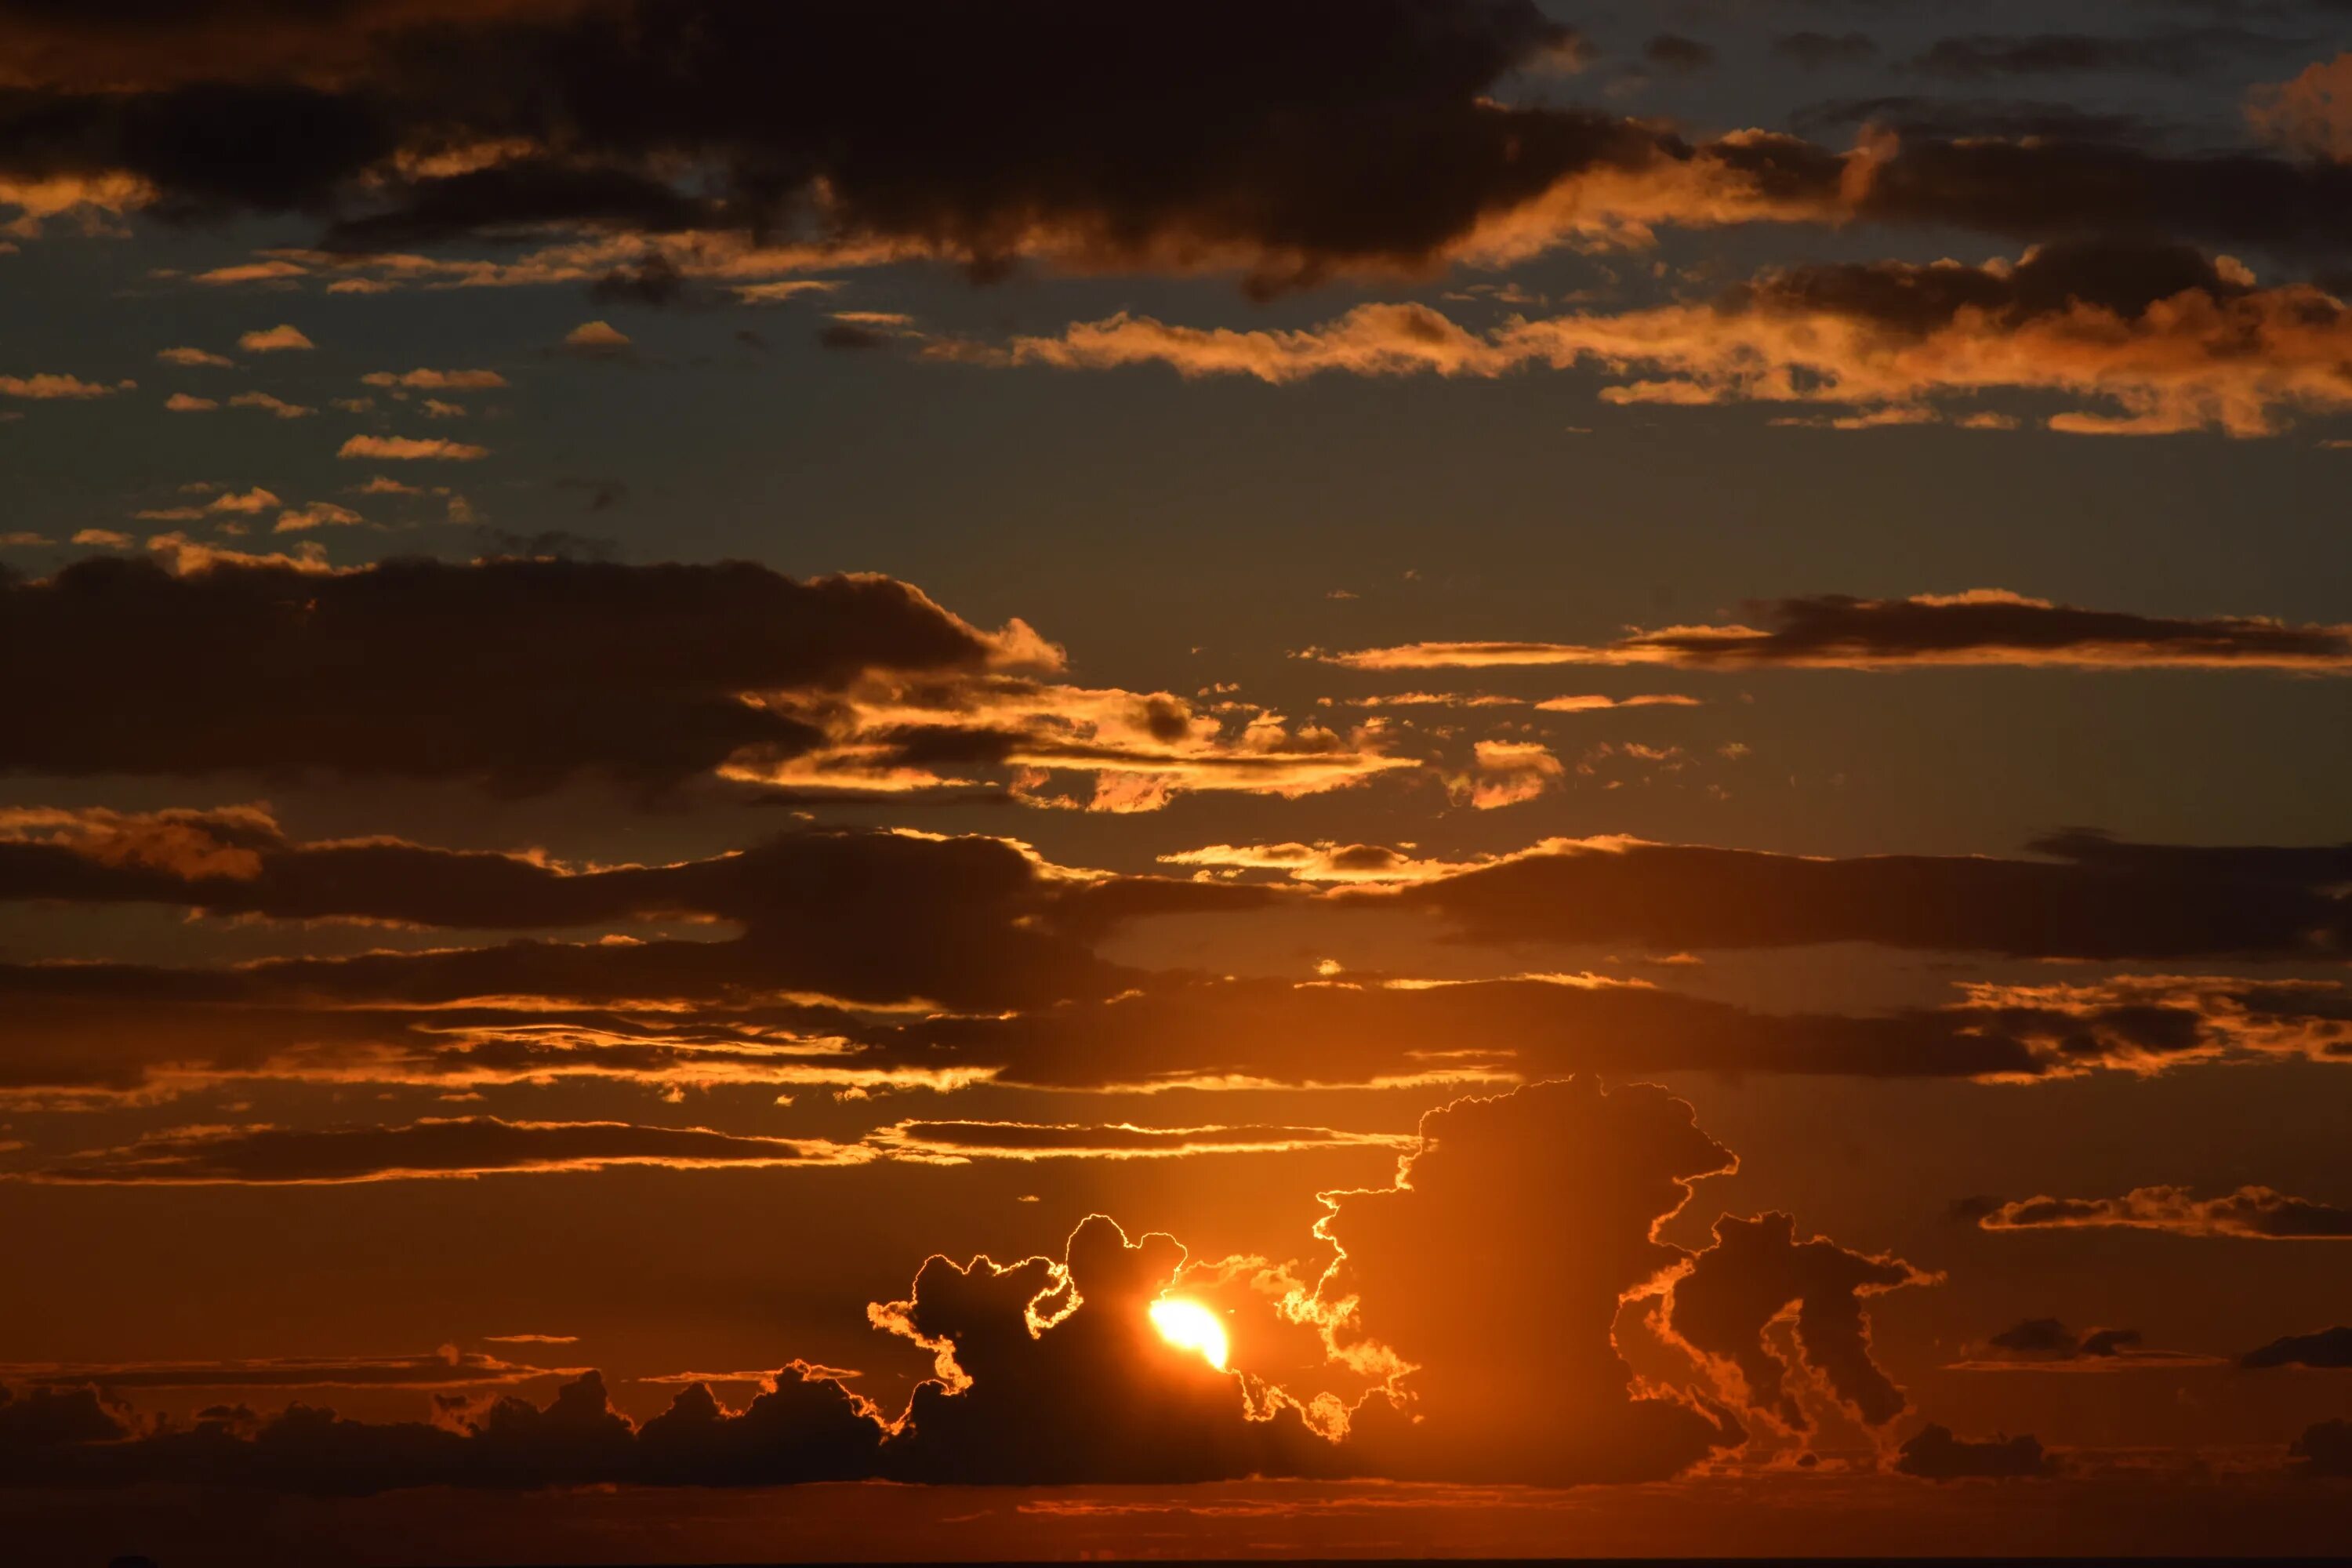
xmin=5 ymin=0 xmax=2352 ymax=289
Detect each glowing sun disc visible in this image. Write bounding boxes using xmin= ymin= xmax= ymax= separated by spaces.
xmin=1148 ymin=1298 xmax=1229 ymax=1370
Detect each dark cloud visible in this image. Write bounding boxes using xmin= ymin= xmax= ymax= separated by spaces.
xmin=1773 ymin=31 xmax=1878 ymax=70
xmin=1301 ymin=1079 xmax=1745 ymax=1483
xmin=1973 ymin=1186 xmax=2352 ymax=1240
xmin=0 ymin=554 xmax=1036 ymax=792
xmin=1661 ymin=1211 xmax=1928 ymax=1430
xmin=0 ymin=1367 xmax=887 ymax=1494
xmin=0 ymin=1079 xmax=1994 ymax=1493
xmin=818 ymin=322 xmax=892 ymax=352
xmin=1896 ymin=1423 xmax=2056 ymax=1479
xmin=1900 ymin=30 xmax=2301 ymax=81
xmin=0 ymin=0 xmax=1664 ymax=293
xmin=2290 ymin=1417 xmax=2352 ymax=1476
xmin=875 ymin=1214 xmax=1337 ymax=1483
xmin=873 ymin=1121 xmax=1406 ymax=1160
xmin=1791 ymin=96 xmax=2156 ymax=146
xmin=14 ymin=1116 xmax=862 ymax=1184
xmin=1377 ymin=830 xmax=2352 ymax=962
xmin=1947 ymin=1319 xmax=2222 ymax=1371
xmin=1642 ymin=34 xmax=1714 ymax=74
xmin=2 ymin=1350 xmax=579 ymax=1392
xmin=2241 ymin=1326 xmax=2352 ymax=1368
xmin=1333 ymin=578 xmax=2352 ymax=672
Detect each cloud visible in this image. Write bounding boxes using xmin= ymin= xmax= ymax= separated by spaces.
xmin=0 ymin=1349 xmax=582 ymax=1392
xmin=1776 ymin=32 xmax=1878 ymax=70
xmin=228 ymin=390 xmax=314 ymax=419
xmin=1375 ymin=831 xmax=2352 ymax=962
xmin=1319 ymin=590 xmax=2352 ymax=672
xmin=990 ymin=241 xmax=2352 ymax=437
xmin=1443 ymin=739 xmax=1563 ymax=809
xmin=2250 ymin=52 xmax=2352 ymax=161
xmin=1298 ymin=1080 xmax=1749 ymax=1481
xmin=873 ymin=1213 xmax=1338 ymax=1483
xmin=869 ymin=1121 xmax=1411 ymax=1162
xmin=2241 ymin=1327 xmax=2352 ymax=1369
xmin=274 ymin=502 xmax=365 ymax=532
xmin=724 ymin=669 xmax=1410 ymax=812
xmin=163 ymin=391 xmax=218 ymax=411
xmin=338 ymin=434 xmax=488 ymax=459
xmin=237 ymin=324 xmax=314 ymax=352
xmin=0 ymin=373 xmax=132 ymax=399
xmin=2291 ymin=1417 xmax=2352 ymax=1476
xmin=156 ymin=346 xmax=233 ymax=368
xmin=0 ymin=1367 xmax=887 ymax=1494
xmin=1903 ymin=30 xmax=2297 ymax=82
xmin=1659 ymin=1212 xmax=1931 ymax=1430
xmin=0 ymin=554 xmax=1044 ymax=790
xmin=67 ymin=528 xmax=130 ymax=548
xmin=560 ymin=320 xmax=633 ymax=356
xmin=1896 ymin=1424 xmax=2056 ymax=1479
xmin=1973 ymin=1186 xmax=2352 ymax=1240
xmin=16 ymin=1116 xmax=865 ymax=1184
xmin=0 ymin=1079 xmax=2024 ymax=1493
xmin=1947 ymin=1318 xmax=2220 ymax=1372
xmin=361 ymin=368 xmax=509 ymax=390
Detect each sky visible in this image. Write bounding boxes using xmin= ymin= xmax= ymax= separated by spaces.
xmin=2 ymin=1 xmax=2351 ymax=1562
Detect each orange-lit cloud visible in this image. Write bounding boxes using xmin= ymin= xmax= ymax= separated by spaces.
xmin=1970 ymin=1186 xmax=2352 ymax=1240
xmin=869 ymin=1120 xmax=1412 ymax=1162
xmin=987 ymin=243 xmax=2352 ymax=438
xmin=337 ymin=435 xmax=488 ymax=460
xmin=1318 ymin=590 xmax=2352 ymax=673
xmin=16 ymin=1117 xmax=869 ymax=1184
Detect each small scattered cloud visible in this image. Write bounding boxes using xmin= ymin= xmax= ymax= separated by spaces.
xmin=237 ymin=324 xmax=314 ymax=353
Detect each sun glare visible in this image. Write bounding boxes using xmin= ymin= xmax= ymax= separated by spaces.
xmin=1148 ymin=1297 xmax=1229 ymax=1370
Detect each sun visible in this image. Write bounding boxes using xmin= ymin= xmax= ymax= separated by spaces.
xmin=1148 ymin=1297 xmax=1229 ymax=1370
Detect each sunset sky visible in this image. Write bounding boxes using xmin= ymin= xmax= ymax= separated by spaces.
xmin=4 ymin=2 xmax=2352 ymax=1562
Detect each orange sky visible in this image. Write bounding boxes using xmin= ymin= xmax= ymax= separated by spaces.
xmin=2 ymin=2 xmax=2351 ymax=1562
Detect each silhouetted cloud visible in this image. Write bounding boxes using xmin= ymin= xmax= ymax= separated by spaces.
xmin=17 ymin=1117 xmax=866 ymax=1184
xmin=1661 ymin=1212 xmax=1930 ymax=1429
xmin=1973 ymin=1186 xmax=2352 ymax=1239
xmin=1376 ymin=832 xmax=2352 ymax=962
xmin=1896 ymin=1423 xmax=2056 ymax=1479
xmin=2241 ymin=1326 xmax=2352 ymax=1368
xmin=1901 ymin=30 xmax=2299 ymax=81
xmin=1322 ymin=589 xmax=2352 ymax=671
xmin=0 ymin=554 xmax=1044 ymax=791
xmin=2290 ymin=1417 xmax=2352 ymax=1475
xmin=1947 ymin=1318 xmax=2220 ymax=1371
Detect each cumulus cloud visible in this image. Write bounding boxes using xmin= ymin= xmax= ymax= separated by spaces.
xmin=0 ymin=1080 xmax=2045 ymax=1493
xmin=1973 ymin=1186 xmax=2352 ymax=1240
xmin=1319 ymin=590 xmax=2352 ymax=673
xmin=2249 ymin=52 xmax=2352 ymax=162
xmin=1660 ymin=1212 xmax=1932 ymax=1430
